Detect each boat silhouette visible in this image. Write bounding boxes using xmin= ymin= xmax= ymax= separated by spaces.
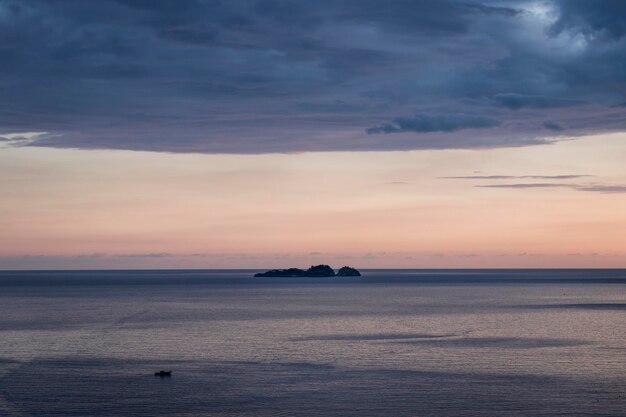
xmin=154 ymin=370 xmax=172 ymax=377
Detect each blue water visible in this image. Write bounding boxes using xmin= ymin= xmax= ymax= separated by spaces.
xmin=0 ymin=269 xmax=624 ymax=416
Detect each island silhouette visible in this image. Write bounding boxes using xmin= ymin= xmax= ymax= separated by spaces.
xmin=254 ymin=265 xmax=361 ymax=277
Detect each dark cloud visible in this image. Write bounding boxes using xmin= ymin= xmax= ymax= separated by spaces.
xmin=157 ymin=25 xmax=219 ymax=45
xmin=550 ymin=0 xmax=626 ymax=41
xmin=492 ymin=94 xmax=585 ymax=110
xmin=367 ymin=113 xmax=500 ymax=134
xmin=575 ymin=184 xmax=626 ymax=193
xmin=475 ymin=182 xmax=626 ymax=193
xmin=0 ymin=0 xmax=625 ymax=153
xmin=543 ymin=121 xmax=565 ymax=131
xmin=296 ymin=100 xmax=365 ymax=113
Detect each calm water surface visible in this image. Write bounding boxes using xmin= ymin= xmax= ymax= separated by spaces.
xmin=0 ymin=269 xmax=624 ymax=416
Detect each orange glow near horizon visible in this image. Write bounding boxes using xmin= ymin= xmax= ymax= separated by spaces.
xmin=1 ymin=133 xmax=625 ymax=269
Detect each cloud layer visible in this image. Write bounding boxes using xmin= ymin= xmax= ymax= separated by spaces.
xmin=474 ymin=183 xmax=626 ymax=193
xmin=1 ymin=0 xmax=626 ymax=153
xmin=367 ymin=113 xmax=500 ymax=134
xmin=442 ymin=174 xmax=626 ymax=193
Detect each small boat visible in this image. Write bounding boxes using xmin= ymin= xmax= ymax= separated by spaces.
xmin=154 ymin=370 xmax=172 ymax=377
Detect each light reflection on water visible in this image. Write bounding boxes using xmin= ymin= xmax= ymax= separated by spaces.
xmin=0 ymin=270 xmax=624 ymax=416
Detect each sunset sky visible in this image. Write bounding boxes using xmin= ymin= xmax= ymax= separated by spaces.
xmin=1 ymin=0 xmax=625 ymax=269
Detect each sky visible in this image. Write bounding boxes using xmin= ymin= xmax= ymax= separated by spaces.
xmin=1 ymin=0 xmax=625 ymax=269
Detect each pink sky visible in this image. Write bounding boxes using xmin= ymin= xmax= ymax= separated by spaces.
xmin=1 ymin=133 xmax=625 ymax=269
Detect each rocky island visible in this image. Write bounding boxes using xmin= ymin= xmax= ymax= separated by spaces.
xmin=254 ymin=264 xmax=361 ymax=277
xmin=336 ymin=266 xmax=361 ymax=276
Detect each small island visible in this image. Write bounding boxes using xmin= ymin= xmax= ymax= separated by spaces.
xmin=336 ymin=266 xmax=361 ymax=276
xmin=254 ymin=264 xmax=361 ymax=277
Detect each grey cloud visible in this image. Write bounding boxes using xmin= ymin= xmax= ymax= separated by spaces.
xmin=575 ymin=184 xmax=626 ymax=193
xmin=158 ymin=25 xmax=219 ymax=45
xmin=1 ymin=0 xmax=626 ymax=153
xmin=543 ymin=121 xmax=565 ymax=131
xmin=338 ymin=0 xmax=474 ymax=36
xmin=476 ymin=182 xmax=626 ymax=193
xmin=492 ymin=94 xmax=585 ymax=110
xmin=367 ymin=113 xmax=500 ymax=134
xmin=549 ymin=0 xmax=626 ymax=41
xmin=296 ymin=100 xmax=365 ymax=113
xmin=0 ymin=132 xmax=51 ymax=147
xmin=463 ymin=3 xmax=522 ymax=17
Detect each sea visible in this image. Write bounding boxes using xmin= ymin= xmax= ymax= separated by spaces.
xmin=0 ymin=269 xmax=624 ymax=416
